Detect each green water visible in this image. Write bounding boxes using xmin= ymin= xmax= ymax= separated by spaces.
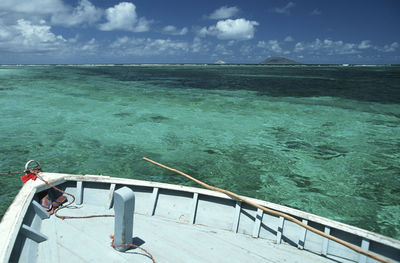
xmin=1 ymin=65 xmax=399 ymax=239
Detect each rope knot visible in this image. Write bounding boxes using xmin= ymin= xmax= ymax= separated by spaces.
xmin=20 ymin=160 xmax=42 ymax=183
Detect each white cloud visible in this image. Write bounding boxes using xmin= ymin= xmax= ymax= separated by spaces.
xmin=110 ymin=37 xmax=189 ymax=56
xmin=51 ymin=0 xmax=102 ymax=27
xmin=80 ymin=38 xmax=99 ymax=53
xmin=315 ymin=39 xmax=357 ymax=54
xmin=0 ymin=19 xmax=66 ymax=53
xmin=358 ymin=40 xmax=372 ymax=49
xmin=110 ymin=36 xmax=130 ymax=47
xmin=208 ymin=6 xmax=239 ymax=20
xmin=377 ymin=42 xmax=399 ymax=52
xmin=191 ymin=37 xmax=202 ymax=53
xmin=200 ymin=18 xmax=259 ymax=40
xmin=0 ymin=26 xmax=11 ymax=39
xmin=99 ymin=2 xmax=150 ymax=32
xmin=311 ymin=8 xmax=322 ymax=15
xmin=0 ymin=0 xmax=102 ymax=28
xmin=257 ymin=40 xmax=290 ymax=54
xmin=240 ymin=44 xmax=253 ymax=55
xmin=15 ymin=19 xmax=60 ymax=42
xmin=294 ymin=42 xmax=305 ymax=52
xmin=191 ymin=37 xmax=209 ymax=53
xmin=293 ymin=39 xmax=400 ymax=56
xmin=67 ymin=34 xmax=79 ymax=43
xmin=284 ymin=36 xmax=294 ymax=42
xmin=273 ymin=2 xmax=296 ymax=15
xmin=215 ymin=43 xmax=232 ymax=55
xmin=162 ymin=25 xmax=188 ymax=36
xmin=110 ymin=36 xmax=212 ymax=56
xmin=293 ymin=38 xmax=358 ymax=55
xmin=0 ymin=0 xmax=66 ymax=15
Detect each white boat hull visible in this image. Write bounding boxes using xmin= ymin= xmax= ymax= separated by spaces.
xmin=1 ymin=173 xmax=399 ymax=262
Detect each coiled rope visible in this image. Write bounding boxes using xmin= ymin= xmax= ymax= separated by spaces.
xmin=36 ymin=171 xmax=156 ymax=261
xmin=110 ymin=235 xmax=156 ymax=263
xmin=35 ymin=172 xmax=115 ymax=220
xmin=143 ymin=157 xmax=393 ymax=263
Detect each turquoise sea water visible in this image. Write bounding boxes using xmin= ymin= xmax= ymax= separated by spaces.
xmin=0 ymin=65 xmax=399 ymax=239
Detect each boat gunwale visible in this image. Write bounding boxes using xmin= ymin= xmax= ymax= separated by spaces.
xmin=58 ymin=172 xmax=400 ymax=248
xmin=0 ymin=173 xmax=66 ymax=262
xmin=1 ymin=172 xmax=399 ymax=263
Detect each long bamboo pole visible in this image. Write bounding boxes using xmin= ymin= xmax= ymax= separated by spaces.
xmin=143 ymin=157 xmax=392 ymax=263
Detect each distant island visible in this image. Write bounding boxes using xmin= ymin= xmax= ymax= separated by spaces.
xmin=214 ymin=60 xmax=227 ymax=65
xmin=259 ymin=57 xmax=302 ymax=65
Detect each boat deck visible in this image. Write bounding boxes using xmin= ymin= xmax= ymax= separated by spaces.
xmin=38 ymin=204 xmax=334 ymax=263
xmin=3 ymin=173 xmax=399 ymax=263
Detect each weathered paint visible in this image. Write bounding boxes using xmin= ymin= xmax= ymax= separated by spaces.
xmin=113 ymin=187 xmax=135 ymax=252
xmin=1 ymin=172 xmax=400 ymax=263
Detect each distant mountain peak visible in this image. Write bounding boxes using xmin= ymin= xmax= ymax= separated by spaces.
xmin=259 ymin=57 xmax=302 ymax=65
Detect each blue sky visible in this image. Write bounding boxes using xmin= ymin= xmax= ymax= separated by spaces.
xmin=0 ymin=0 xmax=399 ymax=64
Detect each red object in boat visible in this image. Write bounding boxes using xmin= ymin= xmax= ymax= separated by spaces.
xmin=20 ymin=173 xmax=37 ymax=183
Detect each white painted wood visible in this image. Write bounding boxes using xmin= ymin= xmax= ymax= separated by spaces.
xmin=37 ymin=172 xmax=396 ymax=250
xmin=20 ymin=224 xmax=47 ymax=243
xmin=2 ymin=172 xmax=400 ymax=263
xmin=252 ymin=208 xmax=263 ymax=238
xmin=35 ymin=178 xmax=66 ymax=193
xmin=322 ymin=226 xmax=331 ymax=256
xmin=31 ymin=200 xmax=50 ymax=219
xmin=0 ymin=174 xmax=55 ymax=263
xmin=108 ymin=183 xmax=116 ymax=209
xmin=41 ymin=174 xmax=400 ymax=250
xmin=76 ymin=181 xmax=83 ymax=205
xmin=149 ymin=187 xmax=159 ymax=216
xmin=298 ymin=219 xmax=308 ymax=249
xmin=358 ymin=239 xmax=370 ymax=263
xmin=37 ymin=212 xmax=336 ymax=263
xmin=276 ymin=216 xmax=285 ymax=244
xmin=232 ymin=201 xmax=241 ymax=233
xmin=190 ymin=192 xmax=199 ymax=224
xmin=113 ymin=187 xmax=135 ymax=252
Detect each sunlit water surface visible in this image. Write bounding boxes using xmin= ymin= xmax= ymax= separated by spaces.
xmin=0 ymin=65 xmax=399 ymax=239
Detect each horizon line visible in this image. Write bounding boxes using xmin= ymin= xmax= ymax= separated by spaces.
xmin=0 ymin=63 xmax=398 ymax=66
